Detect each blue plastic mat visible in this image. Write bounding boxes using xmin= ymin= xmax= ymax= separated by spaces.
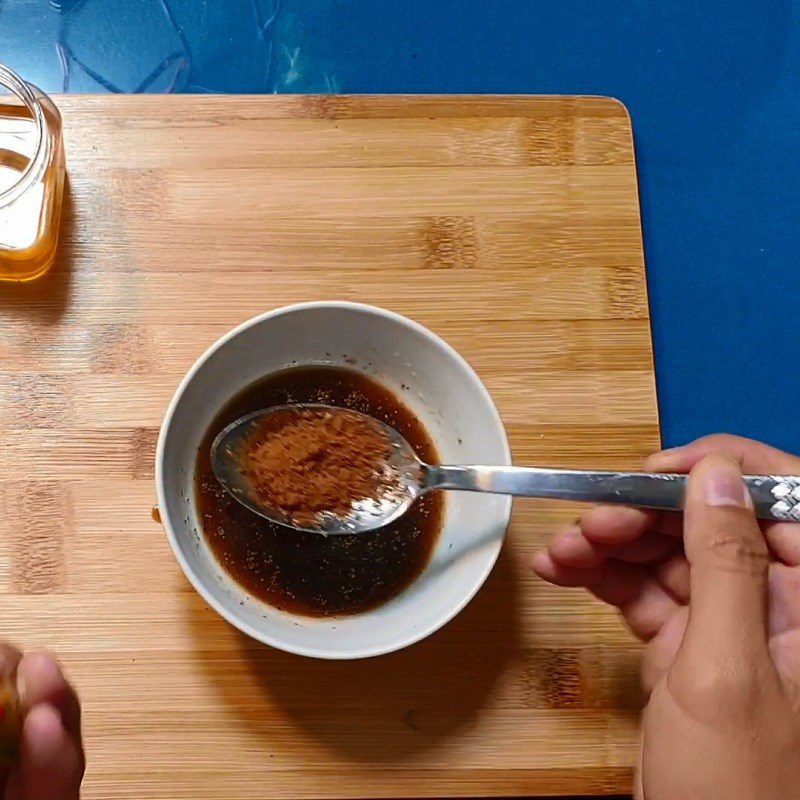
xmin=2 ymin=0 xmax=797 ymax=453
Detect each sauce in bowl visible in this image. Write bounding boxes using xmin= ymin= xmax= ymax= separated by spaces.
xmin=195 ymin=365 xmax=444 ymax=617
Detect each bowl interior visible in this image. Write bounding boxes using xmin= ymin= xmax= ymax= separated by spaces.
xmin=158 ymin=303 xmax=511 ymax=659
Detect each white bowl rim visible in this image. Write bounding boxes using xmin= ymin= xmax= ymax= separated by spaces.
xmin=156 ymin=301 xmax=512 ymax=659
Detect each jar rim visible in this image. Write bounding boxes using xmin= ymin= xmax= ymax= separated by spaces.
xmin=0 ymin=64 xmax=48 ymax=206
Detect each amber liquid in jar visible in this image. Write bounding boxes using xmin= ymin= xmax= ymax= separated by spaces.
xmin=195 ymin=366 xmax=445 ymax=617
xmin=0 ymin=67 xmax=66 ymax=282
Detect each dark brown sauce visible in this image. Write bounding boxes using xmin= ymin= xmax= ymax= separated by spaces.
xmin=195 ymin=366 xmax=444 ymax=617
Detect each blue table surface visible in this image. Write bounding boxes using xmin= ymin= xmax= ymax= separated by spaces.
xmin=1 ymin=0 xmax=798 ymax=454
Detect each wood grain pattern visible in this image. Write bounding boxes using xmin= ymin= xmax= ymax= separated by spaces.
xmin=0 ymin=95 xmax=658 ymax=798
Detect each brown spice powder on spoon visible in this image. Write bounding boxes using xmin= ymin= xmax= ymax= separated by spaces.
xmin=241 ymin=407 xmax=396 ymax=527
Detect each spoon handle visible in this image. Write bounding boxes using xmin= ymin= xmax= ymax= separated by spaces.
xmin=424 ymin=466 xmax=800 ymax=522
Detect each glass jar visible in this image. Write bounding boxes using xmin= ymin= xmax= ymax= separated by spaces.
xmin=0 ymin=64 xmax=66 ymax=282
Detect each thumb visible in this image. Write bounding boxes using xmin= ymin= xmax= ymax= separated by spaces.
xmin=677 ymin=454 xmax=770 ymax=669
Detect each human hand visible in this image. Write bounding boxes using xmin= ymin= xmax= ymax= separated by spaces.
xmin=0 ymin=648 xmax=84 ymax=800
xmin=533 ymin=434 xmax=800 ymax=800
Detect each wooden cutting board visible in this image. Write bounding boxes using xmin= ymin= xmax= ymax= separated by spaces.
xmin=0 ymin=95 xmax=658 ymax=799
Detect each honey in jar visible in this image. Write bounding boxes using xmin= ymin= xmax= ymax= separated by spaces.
xmin=0 ymin=64 xmax=66 ymax=282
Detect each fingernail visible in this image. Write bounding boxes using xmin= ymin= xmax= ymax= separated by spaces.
xmin=23 ymin=704 xmax=66 ymax=754
xmin=703 ymin=460 xmax=751 ymax=508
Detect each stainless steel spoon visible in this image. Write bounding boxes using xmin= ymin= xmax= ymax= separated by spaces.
xmin=212 ymin=404 xmax=800 ymax=535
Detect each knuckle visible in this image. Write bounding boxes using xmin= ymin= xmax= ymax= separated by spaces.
xmin=705 ymin=534 xmax=768 ymax=574
xmin=672 ymin=660 xmax=766 ymax=715
xmin=695 ymin=433 xmax=744 ymax=456
xmin=698 ymin=432 xmax=735 ymax=446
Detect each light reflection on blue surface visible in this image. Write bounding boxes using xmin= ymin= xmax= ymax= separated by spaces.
xmin=0 ymin=0 xmax=798 ymax=452
xmin=0 ymin=0 xmax=328 ymax=93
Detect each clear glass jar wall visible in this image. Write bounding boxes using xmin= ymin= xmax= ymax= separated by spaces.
xmin=0 ymin=64 xmax=66 ymax=282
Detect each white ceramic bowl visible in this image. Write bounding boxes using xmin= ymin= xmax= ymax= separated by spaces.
xmin=157 ymin=302 xmax=511 ymax=659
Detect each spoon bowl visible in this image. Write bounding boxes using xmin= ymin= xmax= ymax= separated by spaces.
xmin=211 ymin=404 xmax=426 ymax=535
